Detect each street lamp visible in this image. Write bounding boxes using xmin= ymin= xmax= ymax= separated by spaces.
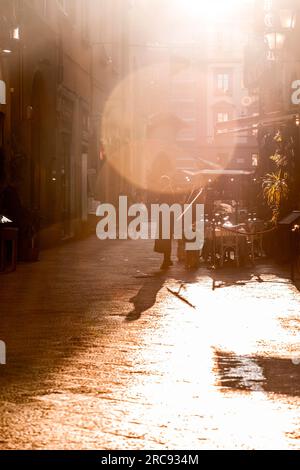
xmin=279 ymin=9 xmax=297 ymax=29
xmin=265 ymin=31 xmax=286 ymax=51
xmin=0 ymin=25 xmax=20 ymax=56
xmin=11 ymin=27 xmax=20 ymax=41
xmin=264 ymin=5 xmax=297 ymax=54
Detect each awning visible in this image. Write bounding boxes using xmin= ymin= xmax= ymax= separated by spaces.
xmin=185 ymin=169 xmax=255 ymax=177
xmin=215 ymin=111 xmax=299 ymax=135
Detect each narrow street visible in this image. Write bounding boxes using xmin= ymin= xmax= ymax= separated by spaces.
xmin=0 ymin=236 xmax=299 ymax=450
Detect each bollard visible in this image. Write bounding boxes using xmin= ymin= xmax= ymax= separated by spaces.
xmin=291 ymin=225 xmax=300 ymax=282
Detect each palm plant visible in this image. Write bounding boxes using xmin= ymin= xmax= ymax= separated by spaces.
xmin=263 ymin=170 xmax=289 ymax=223
xmin=261 ymin=127 xmax=296 ymax=223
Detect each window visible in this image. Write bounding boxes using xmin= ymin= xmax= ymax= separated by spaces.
xmin=252 ymin=154 xmax=259 ymax=167
xmin=264 ymin=0 xmax=273 ymax=11
xmin=82 ymin=109 xmax=89 ymax=134
xmin=217 ymin=74 xmax=229 ymax=92
xmin=217 ymin=112 xmax=229 ymax=123
xmin=215 ymin=70 xmax=232 ymax=94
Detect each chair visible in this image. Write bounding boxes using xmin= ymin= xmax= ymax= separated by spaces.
xmin=219 ymin=228 xmax=240 ymax=267
xmin=0 ymin=227 xmax=18 ymax=273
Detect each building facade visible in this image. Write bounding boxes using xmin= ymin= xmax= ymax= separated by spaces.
xmin=123 ymin=0 xmax=259 ymax=195
xmin=0 ymin=0 xmax=130 ymax=246
xmin=89 ymin=0 xmax=131 ymax=207
xmin=205 ymin=11 xmax=259 ymax=172
xmin=213 ymin=0 xmax=300 ymax=228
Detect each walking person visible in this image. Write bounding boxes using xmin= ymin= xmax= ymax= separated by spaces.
xmin=0 ymin=151 xmax=40 ymax=261
xmin=154 ymin=175 xmax=175 ymax=270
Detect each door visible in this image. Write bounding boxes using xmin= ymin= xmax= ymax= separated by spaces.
xmin=61 ymin=132 xmax=72 ymax=239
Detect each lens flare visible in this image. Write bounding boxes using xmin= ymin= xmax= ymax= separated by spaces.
xmin=171 ymin=0 xmax=251 ymax=23
xmin=101 ymin=65 xmax=242 ymax=194
xmin=101 ymin=63 xmax=196 ymax=194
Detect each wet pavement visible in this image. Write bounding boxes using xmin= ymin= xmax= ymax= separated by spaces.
xmin=0 ymin=236 xmax=300 ymax=449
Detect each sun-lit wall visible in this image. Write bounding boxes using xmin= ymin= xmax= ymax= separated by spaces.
xmin=98 ymin=0 xmax=258 ymax=193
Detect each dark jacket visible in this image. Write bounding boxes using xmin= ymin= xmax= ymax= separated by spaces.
xmin=154 ymin=191 xmax=175 ymax=254
xmin=0 ymin=185 xmax=23 ymax=226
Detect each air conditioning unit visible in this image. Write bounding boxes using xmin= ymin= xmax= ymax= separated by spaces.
xmin=241 ymin=96 xmax=253 ymax=107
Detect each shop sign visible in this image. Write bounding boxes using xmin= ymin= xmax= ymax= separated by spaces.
xmin=0 ymin=80 xmax=6 ymax=105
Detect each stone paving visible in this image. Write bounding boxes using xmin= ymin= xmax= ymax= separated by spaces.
xmin=0 ymin=236 xmax=300 ymax=449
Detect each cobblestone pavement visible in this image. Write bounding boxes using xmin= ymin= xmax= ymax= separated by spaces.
xmin=0 ymin=236 xmax=300 ymax=450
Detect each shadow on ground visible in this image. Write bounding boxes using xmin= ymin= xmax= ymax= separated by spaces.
xmin=126 ymin=268 xmax=201 ymax=321
xmin=215 ymin=350 xmax=300 ymax=397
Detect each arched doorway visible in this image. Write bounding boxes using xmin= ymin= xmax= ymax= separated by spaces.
xmin=30 ymin=72 xmax=49 ymax=226
xmin=0 ymin=113 xmax=5 ymax=184
xmin=0 ymin=112 xmax=4 ymax=150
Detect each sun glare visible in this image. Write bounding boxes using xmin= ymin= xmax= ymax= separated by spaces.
xmin=173 ymin=0 xmax=250 ymax=22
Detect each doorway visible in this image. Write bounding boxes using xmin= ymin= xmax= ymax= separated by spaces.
xmin=60 ymin=132 xmax=72 ymax=239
